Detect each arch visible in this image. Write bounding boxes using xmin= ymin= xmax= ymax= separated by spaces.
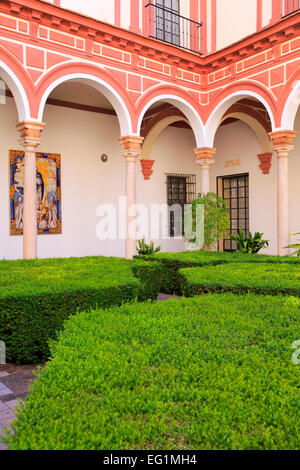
xmin=279 ymin=68 xmax=300 ymax=130
xmin=204 ymin=82 xmax=277 ymax=147
xmin=135 ymin=85 xmax=205 ymax=147
xmin=220 ymin=104 xmax=272 ymax=153
xmin=35 ymin=63 xmax=135 ymax=135
xmin=0 ymin=47 xmax=32 ymax=121
xmin=142 ymin=107 xmax=190 ymax=158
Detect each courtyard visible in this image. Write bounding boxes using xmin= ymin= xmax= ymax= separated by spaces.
xmin=0 ymin=252 xmax=299 ymax=450
xmin=0 ymin=0 xmax=299 ymax=455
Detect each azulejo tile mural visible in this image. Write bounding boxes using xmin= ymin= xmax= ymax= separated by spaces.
xmin=10 ymin=151 xmax=62 ymax=235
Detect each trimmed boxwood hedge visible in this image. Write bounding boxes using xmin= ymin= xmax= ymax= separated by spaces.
xmin=0 ymin=257 xmax=163 ymax=364
xmin=135 ymin=251 xmax=300 ymax=294
xmin=5 ymin=294 xmax=300 ymax=450
xmin=180 ymin=262 xmax=300 ymax=297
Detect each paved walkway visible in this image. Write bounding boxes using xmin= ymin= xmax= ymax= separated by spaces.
xmin=0 ymin=365 xmax=42 ymax=450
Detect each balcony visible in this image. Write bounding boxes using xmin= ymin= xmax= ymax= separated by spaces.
xmin=145 ymin=2 xmax=203 ymax=54
xmin=282 ymin=0 xmax=300 ymax=16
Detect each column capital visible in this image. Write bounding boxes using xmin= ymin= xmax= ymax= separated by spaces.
xmin=194 ymin=147 xmax=216 ymax=165
xmin=269 ymin=130 xmax=296 ymax=155
xmin=16 ymin=120 xmax=45 ymax=149
xmin=119 ymin=135 xmax=144 ymax=160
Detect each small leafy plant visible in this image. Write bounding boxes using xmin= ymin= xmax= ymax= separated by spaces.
xmin=187 ymin=193 xmax=230 ymax=249
xmin=231 ymin=229 xmax=269 ymax=254
xmin=137 ymin=237 xmax=161 ymax=256
xmin=285 ymin=233 xmax=300 ymax=257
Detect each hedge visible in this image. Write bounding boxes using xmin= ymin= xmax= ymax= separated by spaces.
xmin=0 ymin=257 xmax=163 ymax=364
xmin=135 ymin=251 xmax=300 ymax=294
xmin=5 ymin=294 xmax=300 ymax=450
xmin=180 ymin=262 xmax=300 ymax=297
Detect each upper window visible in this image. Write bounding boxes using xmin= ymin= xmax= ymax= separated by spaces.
xmin=155 ymin=0 xmax=180 ymax=47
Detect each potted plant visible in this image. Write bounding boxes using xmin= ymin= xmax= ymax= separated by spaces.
xmin=185 ymin=192 xmax=229 ymax=251
xmin=285 ymin=233 xmax=300 ymax=257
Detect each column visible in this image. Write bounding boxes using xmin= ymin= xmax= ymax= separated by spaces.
xmin=269 ymin=130 xmax=296 ymax=256
xmin=16 ymin=121 xmax=45 ymax=260
xmin=194 ymin=147 xmax=216 ymax=195
xmin=119 ymin=135 xmax=144 ymax=259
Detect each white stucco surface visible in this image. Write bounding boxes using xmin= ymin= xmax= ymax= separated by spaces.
xmin=60 ymin=0 xmax=115 ymax=25
xmin=216 ymin=0 xmax=256 ymax=50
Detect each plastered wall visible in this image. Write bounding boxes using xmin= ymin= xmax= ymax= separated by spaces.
xmin=0 ymin=97 xmax=198 ymax=259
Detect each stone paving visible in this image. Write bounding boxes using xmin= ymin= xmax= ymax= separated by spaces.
xmin=0 ymin=364 xmax=42 ymax=450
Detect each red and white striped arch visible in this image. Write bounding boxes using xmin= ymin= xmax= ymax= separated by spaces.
xmin=0 ymin=0 xmax=298 ymax=147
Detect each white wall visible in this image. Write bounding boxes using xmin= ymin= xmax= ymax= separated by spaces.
xmin=289 ymin=108 xmax=300 ymax=242
xmin=211 ymin=120 xmax=277 ymax=254
xmin=1 ymin=95 xmax=297 ymax=260
xmin=137 ymin=125 xmax=198 ymax=252
xmin=60 ymin=0 xmax=115 ymax=24
xmin=262 ymin=0 xmax=272 ymax=27
xmin=0 ymin=97 xmax=198 ymax=259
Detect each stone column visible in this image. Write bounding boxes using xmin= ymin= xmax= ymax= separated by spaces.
xmin=269 ymin=130 xmax=296 ymax=256
xmin=119 ymin=135 xmax=144 ymax=259
xmin=194 ymin=148 xmax=216 ymax=195
xmin=16 ymin=121 xmax=45 ymax=260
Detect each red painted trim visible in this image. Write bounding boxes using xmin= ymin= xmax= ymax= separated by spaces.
xmin=190 ymin=0 xmax=198 ymax=53
xmin=257 ymin=0 xmax=262 ymax=31
xmin=47 ymin=97 xmax=117 ymax=116
xmin=200 ymin=0 xmax=207 ymax=55
xmin=134 ymin=84 xmax=202 ymax=134
xmin=203 ymin=81 xmax=277 ymax=127
xmin=130 ymin=0 xmax=141 ymax=35
xmin=223 ymin=103 xmax=271 ymax=134
xmin=142 ymin=108 xmax=185 ymax=139
xmin=0 ymin=42 xmax=35 ymax=111
xmin=258 ymin=153 xmax=273 ymax=174
xmin=271 ymin=0 xmax=282 ymax=24
xmin=34 ymin=62 xmax=136 ymax=122
xmin=140 ymin=159 xmax=155 ymax=180
xmin=142 ymin=0 xmax=148 ymax=36
xmin=5 ymin=88 xmax=117 ymax=116
xmin=211 ymin=0 xmax=217 ymax=52
xmin=277 ymin=67 xmax=300 ymax=127
xmin=115 ymin=0 xmax=121 ymax=27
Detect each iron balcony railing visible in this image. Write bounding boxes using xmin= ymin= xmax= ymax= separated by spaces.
xmin=145 ymin=2 xmax=203 ymax=54
xmin=282 ymin=0 xmax=300 ymax=16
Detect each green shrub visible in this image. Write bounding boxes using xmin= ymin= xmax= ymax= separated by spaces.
xmin=181 ymin=262 xmax=300 ymax=297
xmin=285 ymin=232 xmax=300 ymax=257
xmin=0 ymin=257 xmax=162 ymax=364
xmin=137 ymin=237 xmax=161 ymax=255
xmin=6 ymin=294 xmax=300 ymax=450
xmin=186 ymin=192 xmax=229 ymax=249
xmin=135 ymin=250 xmax=300 ymax=294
